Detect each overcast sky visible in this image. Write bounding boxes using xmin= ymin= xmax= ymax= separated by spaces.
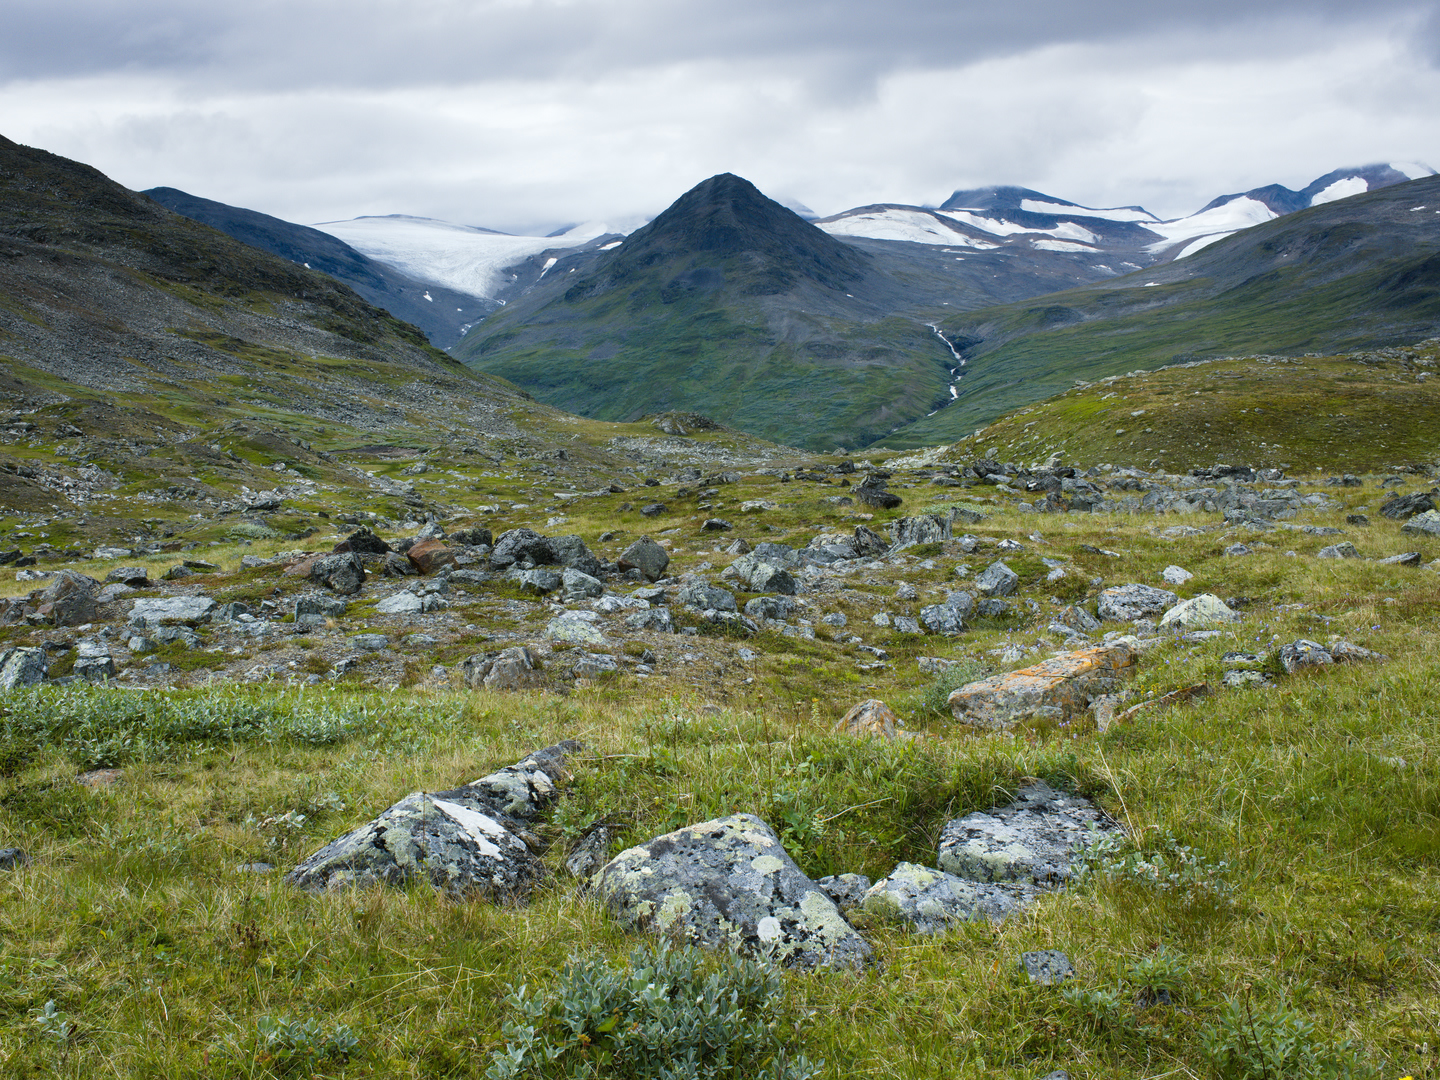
xmin=3 ymin=0 xmax=1438 ymax=233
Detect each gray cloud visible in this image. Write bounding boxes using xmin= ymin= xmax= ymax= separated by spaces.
xmin=2 ymin=1 xmax=1437 ymax=230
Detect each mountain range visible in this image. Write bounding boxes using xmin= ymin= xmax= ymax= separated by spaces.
xmin=64 ymin=146 xmax=1440 ymax=451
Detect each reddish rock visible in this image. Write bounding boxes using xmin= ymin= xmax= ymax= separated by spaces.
xmin=408 ymin=538 xmax=459 ymax=575
xmin=834 ymin=698 xmax=906 ymax=739
xmin=948 ymin=643 xmax=1137 ymax=731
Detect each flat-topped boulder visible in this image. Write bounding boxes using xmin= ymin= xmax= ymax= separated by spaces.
xmin=128 ymin=595 xmax=217 ymax=628
xmin=947 ymin=643 xmax=1136 ymax=730
xmin=594 ymin=813 xmax=872 ymax=970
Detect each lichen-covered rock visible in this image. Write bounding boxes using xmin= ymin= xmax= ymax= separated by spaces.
xmin=1316 ymin=541 xmax=1361 ymax=560
xmin=1057 ymin=604 xmax=1100 ymax=635
xmin=286 ymin=741 xmax=581 ymax=896
xmin=937 ymin=781 xmax=1121 ymax=887
xmin=1158 ymin=594 xmax=1240 ymax=630
xmin=677 ymin=580 xmax=737 ymax=612
xmin=375 ymin=592 xmax=424 ymax=615
xmin=860 ymin=863 xmax=1020 ymax=933
xmin=1021 ymin=950 xmax=1075 ymax=985
xmin=1401 ymin=509 xmax=1440 ymax=537
xmin=1097 ymin=584 xmax=1178 ymax=622
xmin=490 ymin=527 xmax=554 ymax=569
xmin=0 ymin=647 xmax=47 ymax=690
xmin=128 ymin=596 xmax=217 ymax=628
xmin=461 ymin=646 xmax=542 ymax=690
xmin=594 ymin=813 xmax=872 ymax=970
xmin=624 ymin=606 xmax=675 ymax=633
xmin=517 ymin=568 xmax=563 ymax=595
xmin=889 ymin=514 xmax=950 ymax=551
xmin=546 ymin=612 xmax=606 ymax=646
xmin=1278 ymin=638 xmax=1333 ymax=673
xmin=561 ymin=567 xmax=604 ymax=598
xmin=72 ymin=640 xmax=116 ymax=682
xmin=815 ymin=873 xmax=871 ymax=912
xmin=309 ymin=552 xmax=366 ymax=595
xmin=947 ymin=644 xmax=1136 ymax=731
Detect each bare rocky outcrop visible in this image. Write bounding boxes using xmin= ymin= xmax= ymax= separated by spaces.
xmin=947 ymin=643 xmax=1136 ymax=730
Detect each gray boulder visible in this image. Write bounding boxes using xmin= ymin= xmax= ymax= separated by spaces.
xmin=128 ymin=596 xmax=217 ymax=628
xmin=890 ymin=514 xmax=950 ymax=551
xmin=73 ymin=640 xmax=116 ymax=682
xmin=1379 ymin=551 xmax=1422 ymax=566
xmin=308 ymin=552 xmax=366 ymax=595
xmin=1057 ymin=605 xmax=1100 ymax=635
xmin=1277 ymin=639 xmax=1333 ymax=673
xmin=974 ymin=560 xmax=1019 ymax=598
xmin=0 ymin=647 xmax=47 ymax=690
xmin=549 ymin=535 xmax=603 ymax=577
xmin=105 ymin=566 xmax=150 ymax=587
xmin=678 ymin=580 xmax=737 ymax=612
xmin=462 ymin=646 xmax=542 ymax=690
xmin=1401 ymin=510 xmax=1440 ymax=537
xmin=1021 ymin=950 xmax=1075 ymax=985
xmin=36 ymin=571 xmax=100 ymax=626
xmin=624 ymin=607 xmax=675 ymax=633
xmin=1317 ymin=542 xmax=1360 ymax=559
xmin=490 ymin=528 xmax=553 ymax=569
xmin=562 ymin=567 xmax=604 ymax=598
xmin=860 ymin=863 xmax=1020 ymax=933
xmin=937 ymin=781 xmax=1121 ymax=887
xmin=594 ymin=813 xmax=872 ymax=970
xmin=617 ymin=537 xmax=670 ymax=582
xmin=571 ymin=653 xmax=618 ymax=679
xmin=375 ymin=592 xmax=424 ymax=615
xmin=748 ymin=562 xmax=798 ymax=595
xmin=286 ymin=742 xmax=581 ymax=896
xmin=919 ymin=591 xmax=975 ymax=634
xmin=546 ymin=612 xmax=607 ymax=646
xmin=853 ymin=525 xmax=889 ymax=558
xmin=815 ymin=873 xmax=872 ymax=913
xmin=1096 ymin=584 xmax=1178 ymax=621
xmin=744 ymin=596 xmax=796 ymax=620
xmin=517 ymin=568 xmax=563 ymax=595
xmin=1380 ymin=491 xmax=1436 ymax=520
xmin=1158 ymin=593 xmax=1240 ymax=630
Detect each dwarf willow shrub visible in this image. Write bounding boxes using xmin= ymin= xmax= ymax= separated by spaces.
xmin=0 ymin=685 xmax=370 ymax=768
xmin=485 ymin=944 xmax=819 ymax=1080
xmin=1201 ymin=996 xmax=1377 ymax=1080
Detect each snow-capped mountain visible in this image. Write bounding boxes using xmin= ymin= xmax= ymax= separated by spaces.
xmin=814 ymin=162 xmax=1436 ymax=266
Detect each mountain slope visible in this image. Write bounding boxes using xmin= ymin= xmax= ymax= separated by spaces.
xmin=877 ymin=175 xmax=1440 ymax=448
xmin=143 ymin=188 xmax=497 ymax=349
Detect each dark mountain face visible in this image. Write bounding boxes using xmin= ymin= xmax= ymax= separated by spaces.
xmin=144 ymin=187 xmax=495 ymax=348
xmin=0 ymin=133 xmax=478 ymax=419
xmin=565 ymin=173 xmax=869 ymax=301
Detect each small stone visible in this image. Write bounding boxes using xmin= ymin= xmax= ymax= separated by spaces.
xmin=700 ymin=518 xmax=732 ymax=532
xmin=1096 ymin=584 xmax=1177 ymax=622
xmin=920 ymin=591 xmax=975 ymax=634
xmin=640 ymin=503 xmax=667 ymax=517
xmin=1160 ymin=565 xmax=1193 ymax=585
xmin=1222 ymin=670 xmax=1271 ymax=689
xmin=0 ymin=848 xmax=30 ymax=870
xmin=1021 ymin=950 xmax=1075 ymax=985
xmin=565 ymin=824 xmax=615 ymax=881
xmin=461 ymin=646 xmax=542 ymax=690
xmin=571 ymin=653 xmax=618 ymax=679
xmin=893 ymin=616 xmax=921 ymax=634
xmin=861 ymin=863 xmax=1019 ymax=933
xmin=1378 ymin=551 xmax=1422 ymax=566
xmin=295 ymin=594 xmax=348 ymax=621
xmin=408 ymin=538 xmax=460 ymax=574
xmin=375 ymin=592 xmax=423 ymax=615
xmin=815 ymin=873 xmax=872 ymax=912
xmin=562 ymin=567 xmax=604 ymax=598
xmin=128 ymin=596 xmax=217 ymax=628
xmin=351 ymin=633 xmax=389 ymax=651
xmin=948 ymin=643 xmax=1136 ymax=730
xmin=1224 ymin=543 xmax=1252 ymax=556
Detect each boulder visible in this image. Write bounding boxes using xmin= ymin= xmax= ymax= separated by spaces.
xmin=974 ymin=560 xmax=1019 ymax=598
xmin=833 ymin=699 xmax=905 ymax=739
xmin=1378 ymin=551 xmax=1422 ymax=566
xmin=490 ymin=528 xmax=554 ymax=569
xmin=570 ymin=653 xmax=618 ymax=679
xmin=308 ymin=553 xmax=366 ymax=595
xmin=890 ymin=514 xmax=950 ymax=551
xmin=517 ymin=568 xmax=563 ymax=595
xmin=0 ymin=848 xmax=29 ymax=870
xmin=549 ymin=535 xmax=603 ymax=577
xmin=624 ymin=607 xmax=675 ymax=633
xmin=1380 ymin=491 xmax=1437 ymax=520
xmin=1096 ymin=584 xmax=1177 ymax=622
xmin=678 ymin=580 xmax=737 ymax=612
xmin=72 ymin=640 xmax=116 ymax=682
xmin=701 ymin=518 xmax=732 ymax=532
xmin=565 ymin=824 xmax=616 ymax=881
xmin=1160 ymin=565 xmax=1193 ymax=585
xmin=640 ymin=503 xmax=667 ymax=517
xmin=1316 ymin=542 xmax=1360 ymax=559
xmin=594 ymin=813 xmax=872 ymax=970
xmin=561 ymin=567 xmax=604 ymax=598
xmin=408 ymin=538 xmax=459 ymax=574
xmin=105 ymin=566 xmax=150 ymax=587
xmin=334 ymin=527 xmax=391 ymax=554
xmin=0 ymin=647 xmax=47 ymax=690
xmin=36 ymin=570 xmax=99 ymax=627
xmin=853 ymin=525 xmax=889 ymax=558
xmin=286 ymin=742 xmax=580 ymax=896
xmin=617 ymin=537 xmax=670 ymax=582
xmin=462 ymin=646 xmax=542 ymax=690
xmin=450 ymin=526 xmax=493 ymax=548
xmin=919 ymin=591 xmax=975 ymax=635
xmin=744 ymin=596 xmax=795 ymax=620
xmin=128 ymin=596 xmax=217 ymax=628
xmin=860 ymin=863 xmax=1020 ymax=934
xmin=295 ymin=594 xmax=348 ymax=619
xmin=545 ymin=612 xmax=607 ymax=646
xmin=937 ymin=781 xmax=1121 ymax=886
xmin=375 ymin=592 xmax=424 ymax=615
xmin=1401 ymin=510 xmax=1440 ymax=537
xmin=1158 ymin=594 xmax=1240 ymax=630
xmin=1277 ymin=639 xmax=1333 ymax=673
xmin=1021 ymin=950 xmax=1075 ymax=985
xmin=947 ymin=643 xmax=1136 ymax=731
xmin=1057 ymin=605 xmax=1100 ymax=635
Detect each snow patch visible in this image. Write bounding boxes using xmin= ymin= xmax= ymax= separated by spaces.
xmin=818 ymin=209 xmax=973 ymax=246
xmin=1032 ymin=239 xmax=1095 ymax=253
xmin=1390 ymin=161 xmax=1436 ymax=180
xmin=1309 ymin=177 xmax=1368 ymax=206
xmin=1175 ymin=234 xmax=1231 ymax=259
xmin=1144 ymin=197 xmax=1277 ymax=252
